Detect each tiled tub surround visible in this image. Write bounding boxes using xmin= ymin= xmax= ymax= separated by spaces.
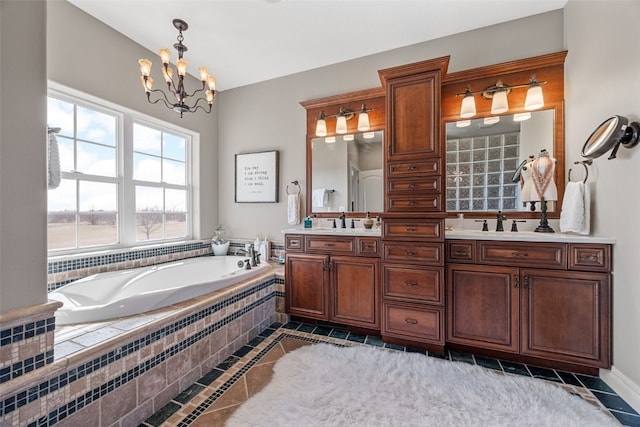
xmin=0 ymin=267 xmax=285 ymax=427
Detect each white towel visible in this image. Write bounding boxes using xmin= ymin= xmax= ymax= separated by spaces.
xmin=560 ymin=181 xmax=590 ymax=235
xmin=312 ymin=188 xmax=328 ymax=208
xmin=48 ymin=132 xmax=61 ymax=189
xmin=287 ymin=194 xmax=300 ymax=225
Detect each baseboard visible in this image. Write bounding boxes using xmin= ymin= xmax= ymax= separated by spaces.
xmin=600 ymin=366 xmax=640 ymax=413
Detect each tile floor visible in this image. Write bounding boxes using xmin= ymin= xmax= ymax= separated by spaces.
xmin=141 ymin=321 xmax=640 ymax=427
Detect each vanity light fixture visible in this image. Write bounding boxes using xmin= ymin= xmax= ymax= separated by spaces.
xmin=456 ymin=120 xmax=471 ymax=128
xmin=315 ymin=104 xmax=374 ymax=136
xmin=343 ymin=134 xmax=355 ymax=141
xmin=325 ymin=136 xmax=336 ymax=144
xmin=484 ymin=116 xmax=500 ymax=125
xmin=513 ymin=112 xmax=532 ymax=122
xmin=362 ymin=131 xmax=375 ymax=139
xmin=455 ymin=75 xmax=546 ymax=119
xmin=138 ymin=19 xmax=216 ymax=118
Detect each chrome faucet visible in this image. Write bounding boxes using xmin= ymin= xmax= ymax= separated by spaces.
xmin=496 ymin=211 xmax=506 ymax=232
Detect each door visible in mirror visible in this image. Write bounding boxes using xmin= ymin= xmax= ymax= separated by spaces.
xmin=445 ymin=110 xmax=554 ymax=213
xmin=311 ymin=131 xmax=383 ymax=213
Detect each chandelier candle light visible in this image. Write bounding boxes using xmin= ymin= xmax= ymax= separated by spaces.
xmin=138 ymin=19 xmax=216 ymax=118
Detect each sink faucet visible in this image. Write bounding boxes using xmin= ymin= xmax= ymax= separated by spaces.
xmin=339 ymin=212 xmax=346 ymax=229
xmin=496 ymin=211 xmax=506 ymax=232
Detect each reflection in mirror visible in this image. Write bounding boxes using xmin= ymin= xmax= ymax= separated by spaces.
xmin=446 ymin=110 xmax=554 ymax=212
xmin=311 ymin=131 xmax=383 ymax=213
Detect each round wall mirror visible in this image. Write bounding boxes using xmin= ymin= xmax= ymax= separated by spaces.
xmin=581 ymin=115 xmax=640 ymax=160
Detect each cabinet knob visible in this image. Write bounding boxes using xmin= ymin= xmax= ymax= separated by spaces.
xmin=514 ymin=275 xmax=520 ymax=288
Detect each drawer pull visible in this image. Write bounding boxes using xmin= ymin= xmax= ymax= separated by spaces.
xmin=405 ymin=318 xmax=418 ymax=325
xmin=511 ymin=252 xmax=528 ymax=257
xmin=408 ymin=200 xmax=418 ymax=206
xmin=404 ymin=281 xmax=418 ymax=287
xmin=404 ymin=251 xmax=416 ymax=256
xmin=453 ymin=250 xmax=468 ymax=256
xmin=408 ymin=183 xmax=417 ymax=189
xmin=581 ymin=254 xmax=598 ymax=262
xmin=405 ymin=227 xmax=417 ymax=232
xmin=323 ymin=243 xmax=335 ymax=247
xmin=514 ymin=275 xmax=520 ymax=288
xmin=407 ymin=166 xmax=417 ymax=171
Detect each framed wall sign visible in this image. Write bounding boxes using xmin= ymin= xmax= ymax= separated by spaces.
xmin=235 ymin=150 xmax=280 ymax=203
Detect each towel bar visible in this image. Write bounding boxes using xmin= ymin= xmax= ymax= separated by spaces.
xmin=568 ymin=159 xmax=592 ymax=183
xmin=286 ymin=180 xmax=301 ymax=195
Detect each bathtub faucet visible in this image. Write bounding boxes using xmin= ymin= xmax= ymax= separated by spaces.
xmin=248 ymin=244 xmax=259 ymax=267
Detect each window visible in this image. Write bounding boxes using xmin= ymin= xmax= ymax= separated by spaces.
xmin=47 ymin=91 xmax=192 ymax=252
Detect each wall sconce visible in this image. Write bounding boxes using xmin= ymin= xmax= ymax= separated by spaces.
xmin=315 ymin=104 xmax=373 ymax=136
xmin=456 ymin=75 xmax=546 ymax=118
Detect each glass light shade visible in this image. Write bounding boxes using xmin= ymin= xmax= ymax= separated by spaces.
xmin=456 ymin=120 xmax=471 ymax=128
xmin=139 ymin=76 xmax=148 ymax=92
xmin=198 ymin=66 xmax=209 ymax=82
xmin=207 ymin=76 xmax=216 ymax=91
xmin=513 ymin=112 xmax=531 ymax=122
xmin=491 ymin=90 xmax=509 ymax=114
xmin=206 ymin=90 xmax=214 ymax=103
xmin=176 ymin=58 xmax=188 ymax=76
xmin=460 ymin=94 xmax=476 ymax=118
xmin=336 ymin=115 xmax=348 ymax=134
xmin=315 ymin=119 xmax=327 ymax=137
xmin=325 ymin=136 xmax=336 ymax=144
xmin=525 ymin=84 xmax=544 ymax=111
xmin=162 ymin=66 xmax=174 ymax=83
xmin=158 ymin=48 xmax=171 ymax=64
xmin=343 ymin=134 xmax=355 ymax=141
xmin=357 ymin=112 xmax=370 ymax=131
xmin=484 ymin=116 xmax=500 ymax=125
xmin=363 ymin=132 xmax=375 ymax=139
xmin=138 ymin=59 xmax=152 ymax=76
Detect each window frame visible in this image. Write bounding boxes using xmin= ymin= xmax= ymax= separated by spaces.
xmin=47 ymin=85 xmax=195 ymax=255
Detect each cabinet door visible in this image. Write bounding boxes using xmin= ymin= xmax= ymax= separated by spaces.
xmin=447 ymin=264 xmax=519 ymax=353
xmin=285 ymin=254 xmax=329 ymax=320
xmin=520 ymin=269 xmax=610 ymax=368
xmin=330 ymin=256 xmax=380 ymax=328
xmin=386 ymin=71 xmax=441 ymax=160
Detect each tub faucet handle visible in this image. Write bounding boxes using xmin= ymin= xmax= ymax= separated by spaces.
xmin=243 ymin=259 xmax=252 ymax=270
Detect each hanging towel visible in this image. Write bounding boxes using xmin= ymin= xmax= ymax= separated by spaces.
xmin=560 ymin=181 xmax=590 ymax=235
xmin=287 ymin=194 xmax=301 ymax=225
xmin=312 ymin=188 xmax=328 ymax=208
xmin=48 ymin=132 xmax=61 ymax=190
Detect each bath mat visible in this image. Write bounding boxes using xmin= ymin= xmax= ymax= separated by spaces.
xmin=225 ymin=343 xmax=616 ymax=427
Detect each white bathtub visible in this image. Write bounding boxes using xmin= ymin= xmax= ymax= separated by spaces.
xmin=49 ymin=256 xmax=269 ymax=325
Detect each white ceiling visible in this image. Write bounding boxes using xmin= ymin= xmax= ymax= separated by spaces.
xmin=69 ymin=0 xmax=567 ymax=91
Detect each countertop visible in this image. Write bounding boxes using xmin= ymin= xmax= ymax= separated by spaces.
xmin=282 ymin=227 xmax=615 ymax=244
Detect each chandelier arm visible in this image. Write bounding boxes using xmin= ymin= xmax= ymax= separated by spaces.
xmin=185 ymin=96 xmax=213 ymax=112
xmin=146 ymin=89 xmax=178 ymax=109
xmin=188 ymin=103 xmax=213 ymax=114
xmin=183 ymin=81 xmax=207 ymax=99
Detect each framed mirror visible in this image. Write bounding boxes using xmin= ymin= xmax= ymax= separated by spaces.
xmin=441 ymin=51 xmax=567 ymax=219
xmin=301 ymin=88 xmax=386 ymax=218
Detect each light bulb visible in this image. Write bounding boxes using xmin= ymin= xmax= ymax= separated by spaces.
xmin=491 ymin=90 xmax=509 ymax=114
xmin=138 ymin=59 xmax=152 ymax=77
xmin=176 ymin=58 xmax=188 ymax=76
xmin=207 ymin=76 xmax=216 ymax=91
xmin=158 ymin=48 xmax=171 ymax=64
xmin=198 ymin=67 xmax=209 ymax=82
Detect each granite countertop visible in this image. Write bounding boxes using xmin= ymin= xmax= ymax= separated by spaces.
xmin=445 ymin=230 xmax=615 ymax=244
xmin=281 ymin=227 xmax=382 ymax=237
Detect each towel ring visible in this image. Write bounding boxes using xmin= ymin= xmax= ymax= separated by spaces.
xmin=286 ymin=180 xmax=300 ymax=195
xmin=568 ymin=160 xmax=592 ymax=183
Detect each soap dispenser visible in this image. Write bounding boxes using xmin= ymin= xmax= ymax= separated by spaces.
xmin=254 ymin=235 xmax=261 ymax=254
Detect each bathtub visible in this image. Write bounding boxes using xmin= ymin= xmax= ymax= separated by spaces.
xmin=49 ymin=256 xmax=269 ymax=325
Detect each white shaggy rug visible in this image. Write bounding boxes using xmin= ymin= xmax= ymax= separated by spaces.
xmin=226 ymin=343 xmax=617 ymax=427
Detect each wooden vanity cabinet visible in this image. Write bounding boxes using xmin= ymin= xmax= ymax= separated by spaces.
xmin=446 ymin=240 xmax=611 ymax=373
xmin=285 ymin=234 xmax=380 ymax=330
xmin=377 ymin=57 xmax=450 ymax=353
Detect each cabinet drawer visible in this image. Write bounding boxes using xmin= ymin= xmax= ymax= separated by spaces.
xmin=383 ymin=218 xmax=443 ymax=241
xmin=382 ymin=302 xmax=444 ymax=345
xmin=386 ymin=194 xmax=442 ymax=212
xmin=387 ymin=159 xmax=440 ymax=177
xmin=569 ymin=244 xmax=611 ymax=272
xmin=387 ymin=177 xmax=441 ymax=194
xmin=477 ymin=241 xmax=567 ymax=269
xmin=285 ymin=234 xmax=303 ymax=252
xmin=357 ymin=237 xmax=380 ymax=257
xmin=383 ymin=264 xmax=443 ymax=304
xmin=305 ymin=236 xmax=355 ymax=255
xmin=382 ymin=242 xmax=443 ymax=265
xmin=446 ymin=240 xmax=476 ymax=263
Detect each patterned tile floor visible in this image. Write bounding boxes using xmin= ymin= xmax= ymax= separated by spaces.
xmin=141 ymin=321 xmax=640 ymax=427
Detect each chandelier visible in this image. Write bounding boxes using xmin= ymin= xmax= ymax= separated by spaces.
xmin=138 ymin=19 xmax=216 ymax=118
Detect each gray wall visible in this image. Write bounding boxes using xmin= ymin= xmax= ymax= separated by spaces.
xmin=564 ymin=0 xmax=640 ymax=409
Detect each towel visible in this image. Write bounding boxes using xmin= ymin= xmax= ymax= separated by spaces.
xmin=48 ymin=132 xmax=61 ymax=189
xmin=287 ymin=194 xmax=300 ymax=225
xmin=560 ymin=181 xmax=590 ymax=235
xmin=312 ymin=188 xmax=328 ymax=208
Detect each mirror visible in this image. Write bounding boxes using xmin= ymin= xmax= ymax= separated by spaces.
xmin=311 ymin=131 xmax=383 ymax=213
xmin=581 ymin=115 xmax=640 ymax=160
xmin=446 ymin=110 xmax=554 ymax=212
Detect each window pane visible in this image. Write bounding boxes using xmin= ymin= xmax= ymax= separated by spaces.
xmin=163 ymin=158 xmax=185 ymax=185
xmin=136 ymin=186 xmax=163 ymax=212
xmin=77 ymin=141 xmax=116 ymax=177
xmin=48 ymin=179 xmax=77 ymax=251
xmin=165 ymin=188 xmax=186 ymax=239
xmin=78 ymin=212 xmax=118 ymax=247
xmin=165 ymin=189 xmax=186 ymax=212
xmin=136 ymin=213 xmax=164 ymax=241
xmin=163 ymin=133 xmax=186 ymax=161
xmin=57 ymin=136 xmax=75 ymax=172
xmin=48 ymin=178 xmax=77 ymax=212
xmin=133 ymin=123 xmax=161 ymax=155
xmin=79 ymin=181 xmax=117 ymax=212
xmin=47 ymin=98 xmax=74 ymax=137
xmin=77 ymin=105 xmax=116 ymax=146
xmin=134 ymin=153 xmax=161 ymax=182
